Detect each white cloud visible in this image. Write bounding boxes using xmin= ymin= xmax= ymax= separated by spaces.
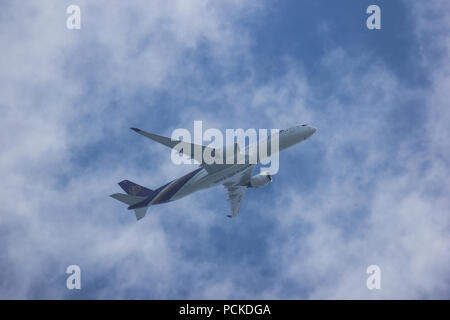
xmin=0 ymin=0 xmax=449 ymax=299
xmin=260 ymin=2 xmax=450 ymax=299
xmin=0 ymin=0 xmax=262 ymax=299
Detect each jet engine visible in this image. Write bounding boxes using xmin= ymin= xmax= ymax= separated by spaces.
xmin=248 ymin=171 xmax=272 ymax=188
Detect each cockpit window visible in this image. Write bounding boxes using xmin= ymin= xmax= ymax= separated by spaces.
xmin=280 ymin=129 xmax=286 ymax=133
xmin=301 ymin=124 xmax=307 ymax=126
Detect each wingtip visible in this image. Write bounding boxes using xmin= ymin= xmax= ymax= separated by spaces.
xmin=130 ymin=127 xmax=141 ymax=132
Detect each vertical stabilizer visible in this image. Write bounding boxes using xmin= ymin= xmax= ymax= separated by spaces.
xmin=118 ymin=180 xmax=154 ymax=197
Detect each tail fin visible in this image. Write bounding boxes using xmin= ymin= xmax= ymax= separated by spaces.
xmin=118 ymin=180 xmax=154 ymax=197
xmin=110 ymin=193 xmax=149 ymax=220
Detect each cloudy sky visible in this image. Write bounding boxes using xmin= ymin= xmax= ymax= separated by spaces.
xmin=1 ymin=0 xmax=449 ymax=299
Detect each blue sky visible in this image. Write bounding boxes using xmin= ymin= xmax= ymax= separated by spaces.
xmin=1 ymin=0 xmax=449 ymax=299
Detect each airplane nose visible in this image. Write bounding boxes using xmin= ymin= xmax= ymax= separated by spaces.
xmin=308 ymin=126 xmax=317 ymax=136
xmin=298 ymin=124 xmax=317 ymax=138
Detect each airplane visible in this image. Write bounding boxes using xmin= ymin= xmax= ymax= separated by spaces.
xmin=110 ymin=124 xmax=317 ymax=220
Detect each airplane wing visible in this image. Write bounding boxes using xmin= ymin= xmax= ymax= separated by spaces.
xmin=131 ymin=127 xmax=212 ymax=165
xmin=131 ymin=127 xmax=241 ymax=174
xmin=223 ymin=165 xmax=255 ymax=217
xmin=225 ymin=185 xmax=247 ymax=218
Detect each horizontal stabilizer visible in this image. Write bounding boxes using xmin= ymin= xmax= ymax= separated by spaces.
xmin=110 ymin=193 xmax=145 ymax=206
xmin=118 ymin=180 xmax=154 ymax=197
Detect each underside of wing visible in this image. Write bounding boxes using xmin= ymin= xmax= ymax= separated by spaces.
xmin=224 ymin=185 xmax=247 ymax=218
xmin=131 ymin=127 xmax=214 ymax=165
xmin=131 ymin=127 xmax=245 ymax=174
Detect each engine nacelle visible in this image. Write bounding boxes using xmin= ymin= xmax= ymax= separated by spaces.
xmin=248 ymin=172 xmax=272 ymax=188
